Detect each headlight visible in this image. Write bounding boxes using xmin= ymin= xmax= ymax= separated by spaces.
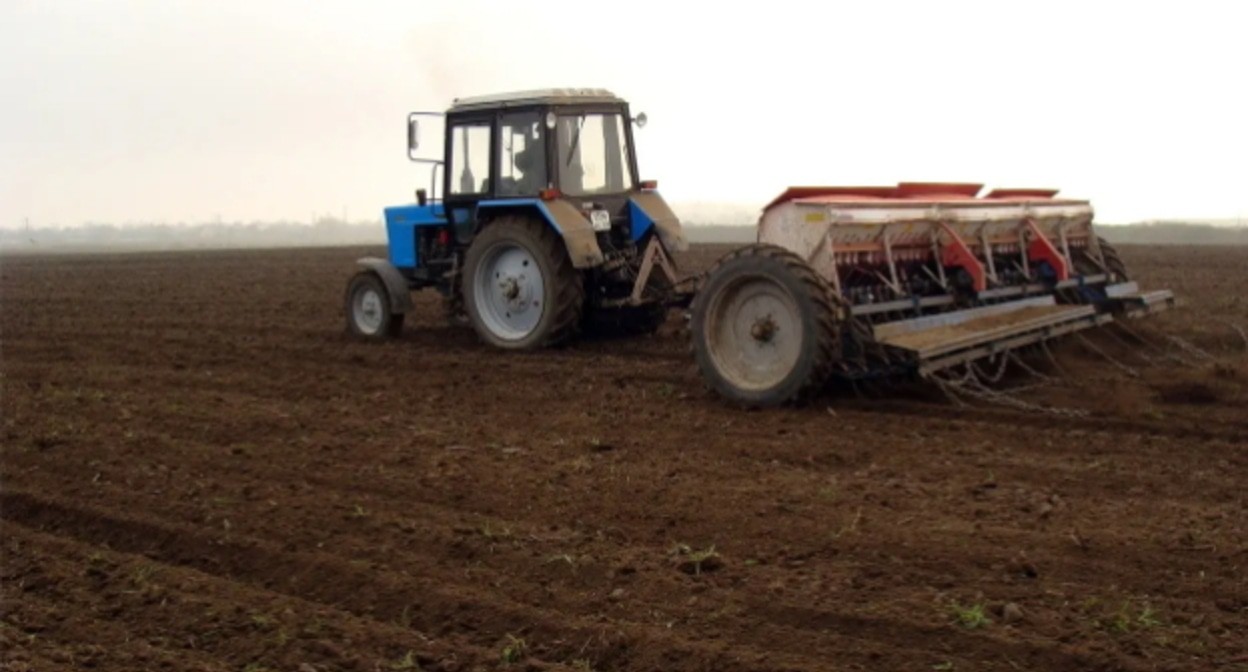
xmin=589 ymin=210 xmax=611 ymax=232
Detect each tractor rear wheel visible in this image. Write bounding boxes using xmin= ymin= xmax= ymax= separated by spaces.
xmin=345 ymin=270 xmax=404 ymax=339
xmin=1073 ymin=236 xmax=1130 ymax=281
xmin=689 ymin=244 xmax=841 ymax=408
xmin=1098 ymin=237 xmax=1129 ymax=282
xmin=463 ymin=215 xmax=585 ymax=349
xmin=1065 ymin=236 xmax=1131 ymax=305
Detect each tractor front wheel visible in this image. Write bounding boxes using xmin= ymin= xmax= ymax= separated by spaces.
xmin=463 ymin=215 xmax=585 ymax=350
xmin=345 ymin=270 xmax=404 ymax=339
xmin=689 ymin=244 xmax=841 ymax=408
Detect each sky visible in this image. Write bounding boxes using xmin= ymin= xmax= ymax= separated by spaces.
xmin=2 ymin=0 xmax=1246 ymax=229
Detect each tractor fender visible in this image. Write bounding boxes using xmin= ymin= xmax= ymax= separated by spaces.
xmin=355 ymin=257 xmax=414 ymax=314
xmin=629 ymin=191 xmax=689 ymax=253
xmin=478 ymin=199 xmax=605 ymax=269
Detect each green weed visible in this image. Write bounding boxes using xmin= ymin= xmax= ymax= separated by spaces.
xmin=390 ymin=650 xmax=421 ymax=670
xmin=950 ymin=602 xmax=991 ymax=629
xmin=500 ymin=633 xmax=526 ymax=665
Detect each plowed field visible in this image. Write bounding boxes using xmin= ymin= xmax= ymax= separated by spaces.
xmin=3 ymin=244 xmax=1246 ymax=672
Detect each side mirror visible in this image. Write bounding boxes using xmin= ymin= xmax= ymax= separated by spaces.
xmin=633 ymin=112 xmax=648 ymax=128
xmin=407 ymin=114 xmax=420 ymax=154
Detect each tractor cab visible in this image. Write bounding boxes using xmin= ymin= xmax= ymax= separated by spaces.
xmin=407 ymin=89 xmax=657 ymax=247
xmin=443 ymin=90 xmax=638 ymax=200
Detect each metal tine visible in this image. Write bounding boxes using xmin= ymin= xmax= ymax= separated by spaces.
xmin=933 ymin=376 xmax=971 ymax=408
xmin=1098 ymin=322 xmax=1166 ymax=366
xmin=970 ymin=351 xmax=1011 ymax=384
xmin=1037 ymin=341 xmax=1066 ymax=377
xmin=1110 ymin=320 xmax=1203 ymax=366
xmin=931 ymin=364 xmax=1086 ymax=417
xmin=1075 ymin=333 xmax=1140 ymax=378
xmin=1113 ymin=318 xmax=1208 ymax=367
xmin=1217 ymin=320 xmax=1248 ymax=352
xmin=1007 ymin=350 xmax=1056 ymax=382
xmin=965 ymin=367 xmax=1087 ymax=417
xmin=1166 ymin=334 xmax=1217 ymax=363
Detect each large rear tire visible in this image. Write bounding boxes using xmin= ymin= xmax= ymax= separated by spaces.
xmin=1064 ymin=236 xmax=1131 ymax=305
xmin=1072 ymin=236 xmax=1130 ymax=281
xmin=345 ymin=270 xmax=404 ymax=339
xmin=1097 ymin=237 xmax=1129 ymax=282
xmin=689 ymin=244 xmax=841 ymax=408
xmin=463 ymin=215 xmax=585 ymax=350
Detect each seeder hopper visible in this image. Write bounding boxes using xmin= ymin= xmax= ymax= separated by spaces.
xmin=688 ymin=182 xmax=1177 ymax=406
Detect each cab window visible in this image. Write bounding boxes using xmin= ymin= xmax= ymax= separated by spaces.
xmin=497 ymin=112 xmax=546 ymax=197
xmin=449 ymin=123 xmax=491 ymax=195
xmin=556 ymin=112 xmax=633 ymax=196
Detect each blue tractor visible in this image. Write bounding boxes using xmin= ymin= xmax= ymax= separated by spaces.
xmin=344 ymin=88 xmax=690 ymax=349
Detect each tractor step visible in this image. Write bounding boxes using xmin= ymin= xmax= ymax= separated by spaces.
xmin=872 ymin=297 xmax=1111 ymax=376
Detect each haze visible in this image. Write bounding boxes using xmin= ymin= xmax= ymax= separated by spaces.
xmin=2 ymin=0 xmax=1246 ymax=230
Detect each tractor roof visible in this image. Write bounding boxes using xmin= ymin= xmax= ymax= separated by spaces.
xmin=449 ymin=88 xmax=625 ymax=112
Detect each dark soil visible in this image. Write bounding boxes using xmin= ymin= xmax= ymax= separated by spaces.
xmin=2 ymin=243 xmax=1245 ymax=672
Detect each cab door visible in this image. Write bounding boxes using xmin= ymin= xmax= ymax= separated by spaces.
xmin=443 ymin=115 xmax=495 ymax=245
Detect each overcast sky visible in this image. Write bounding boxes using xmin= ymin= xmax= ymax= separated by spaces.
xmin=2 ymin=0 xmax=1245 ymax=228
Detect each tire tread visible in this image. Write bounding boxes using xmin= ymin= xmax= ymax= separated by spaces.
xmin=689 ymin=243 xmax=841 ymax=407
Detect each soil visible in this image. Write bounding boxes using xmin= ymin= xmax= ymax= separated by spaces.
xmin=2 ymin=243 xmax=1246 ymax=672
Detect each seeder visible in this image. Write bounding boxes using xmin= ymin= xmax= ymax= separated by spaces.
xmin=686 ymin=183 xmax=1176 ymax=406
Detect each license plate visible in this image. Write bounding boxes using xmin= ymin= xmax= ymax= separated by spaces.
xmin=590 ymin=210 xmax=611 ymax=232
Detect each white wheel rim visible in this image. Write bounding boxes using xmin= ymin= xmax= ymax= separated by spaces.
xmin=473 ymin=242 xmax=545 ymax=341
xmin=704 ymin=275 xmax=802 ymax=391
xmin=353 ymin=286 xmax=385 ymax=335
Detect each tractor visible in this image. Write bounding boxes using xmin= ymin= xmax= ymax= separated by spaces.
xmin=345 ymin=88 xmax=1177 ymax=408
xmin=343 ymin=88 xmax=686 ymax=351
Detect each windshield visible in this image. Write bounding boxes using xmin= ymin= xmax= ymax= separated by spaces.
xmin=555 ymin=112 xmax=634 ymax=196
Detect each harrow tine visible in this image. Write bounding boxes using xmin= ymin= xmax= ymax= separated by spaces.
xmin=1113 ymin=320 xmax=1210 ymax=366
xmin=1100 ymin=322 xmax=1164 ymax=366
xmin=1007 ymin=350 xmax=1056 ymax=382
xmin=932 ymin=366 xmax=1086 ymax=417
xmin=933 ymin=376 xmax=971 ymax=408
xmin=1166 ymin=334 xmax=1217 ymax=363
xmin=970 ymin=352 xmax=1011 ymax=384
xmin=1218 ymin=320 xmax=1248 ymax=352
xmin=1107 ymin=320 xmax=1184 ymax=362
xmin=1040 ymin=340 xmax=1073 ymax=379
xmin=1075 ymin=333 xmax=1140 ymax=378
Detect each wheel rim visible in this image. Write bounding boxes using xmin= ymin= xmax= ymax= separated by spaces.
xmin=352 ymin=285 xmax=385 ymax=335
xmin=704 ymin=274 xmax=802 ymax=392
xmin=473 ymin=241 xmax=545 ymax=341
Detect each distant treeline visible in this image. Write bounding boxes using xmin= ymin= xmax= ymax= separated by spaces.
xmin=1097 ymin=221 xmax=1248 ymax=246
xmin=0 ymin=218 xmax=383 ymax=254
xmin=1 ymin=218 xmax=1244 ymax=255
